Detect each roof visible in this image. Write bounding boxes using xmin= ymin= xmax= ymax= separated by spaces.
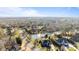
xmin=56 ymin=38 xmax=68 ymax=46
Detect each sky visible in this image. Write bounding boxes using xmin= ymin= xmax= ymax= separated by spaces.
xmin=0 ymin=7 xmax=79 ymax=17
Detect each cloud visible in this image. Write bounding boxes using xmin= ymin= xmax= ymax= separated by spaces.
xmin=21 ymin=8 xmax=48 ymax=17
xmin=0 ymin=8 xmax=48 ymax=17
